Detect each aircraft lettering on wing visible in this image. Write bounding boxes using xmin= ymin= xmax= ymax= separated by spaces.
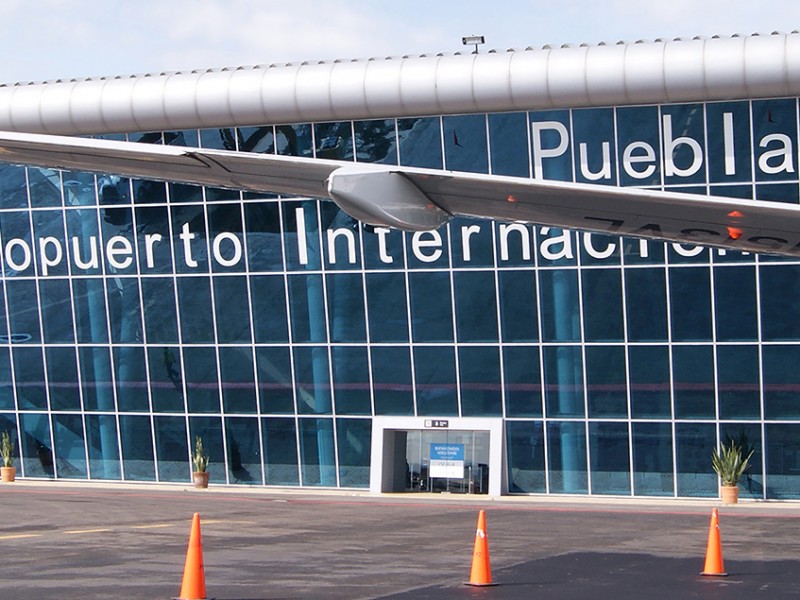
xmin=0 ymin=130 xmax=799 ymax=257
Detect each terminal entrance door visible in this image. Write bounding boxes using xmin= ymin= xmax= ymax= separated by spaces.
xmin=399 ymin=429 xmax=490 ymax=494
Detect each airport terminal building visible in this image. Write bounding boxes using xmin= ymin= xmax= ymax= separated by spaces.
xmin=1 ymin=32 xmax=800 ymax=498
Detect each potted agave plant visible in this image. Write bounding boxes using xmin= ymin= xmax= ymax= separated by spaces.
xmin=1 ymin=430 xmax=16 ymax=482
xmin=712 ymin=438 xmax=753 ymax=505
xmin=191 ymin=436 xmax=210 ymax=489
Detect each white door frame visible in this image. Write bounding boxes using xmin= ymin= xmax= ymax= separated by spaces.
xmin=369 ymin=416 xmax=506 ymax=496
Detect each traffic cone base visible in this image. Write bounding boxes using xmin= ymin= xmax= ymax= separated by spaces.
xmin=464 ymin=510 xmax=498 ymax=587
xmin=700 ymin=508 xmax=728 ymax=577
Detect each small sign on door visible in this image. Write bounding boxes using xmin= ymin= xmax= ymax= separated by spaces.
xmin=429 ymin=443 xmax=465 ymax=479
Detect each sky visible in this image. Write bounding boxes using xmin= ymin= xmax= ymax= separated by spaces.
xmin=1 ymin=0 xmax=800 ymax=84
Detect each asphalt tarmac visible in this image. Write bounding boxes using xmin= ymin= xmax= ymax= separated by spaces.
xmin=1 ymin=481 xmax=799 ymax=599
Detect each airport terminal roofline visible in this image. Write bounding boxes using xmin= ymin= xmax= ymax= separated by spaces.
xmin=0 ymin=31 xmax=799 ymax=136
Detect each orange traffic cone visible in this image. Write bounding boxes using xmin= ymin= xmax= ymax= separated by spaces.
xmin=174 ymin=513 xmax=209 ymax=599
xmin=700 ymin=508 xmax=727 ymax=577
xmin=466 ymin=510 xmax=497 ymax=586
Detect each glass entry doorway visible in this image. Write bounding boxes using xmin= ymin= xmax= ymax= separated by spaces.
xmin=370 ymin=417 xmax=505 ymax=495
xmin=405 ymin=429 xmax=490 ymax=494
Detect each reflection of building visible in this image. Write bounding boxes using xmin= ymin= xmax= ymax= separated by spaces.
xmin=1 ymin=32 xmax=800 ymax=497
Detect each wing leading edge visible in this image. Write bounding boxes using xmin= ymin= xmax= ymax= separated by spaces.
xmin=1 ymin=130 xmax=800 ymax=256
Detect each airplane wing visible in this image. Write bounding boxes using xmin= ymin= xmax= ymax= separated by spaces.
xmin=1 ymin=130 xmax=799 ymax=256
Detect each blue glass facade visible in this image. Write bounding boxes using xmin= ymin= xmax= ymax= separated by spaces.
xmin=2 ymin=97 xmax=800 ymax=497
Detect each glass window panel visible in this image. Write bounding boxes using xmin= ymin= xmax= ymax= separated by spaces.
xmin=1 ymin=211 xmax=35 ymax=276
xmin=707 ymin=101 xmax=752 ymax=183
xmin=118 ymin=415 xmax=155 ymax=481
xmin=717 ymin=345 xmax=760 ymax=420
xmin=244 ymin=202 xmax=283 ymax=272
xmin=276 ymin=124 xmax=313 ymax=157
xmin=207 ymin=205 xmax=245 ymax=272
xmin=585 ymin=346 xmax=627 ymax=417
xmin=140 ymin=277 xmax=178 ymax=343
xmin=489 ymin=112 xmax=529 ymax=177
xmin=114 ymin=346 xmax=149 ymax=412
xmin=0 ymin=163 xmax=30 ymax=208
xmin=250 ymin=275 xmax=289 ymax=343
xmin=154 ymin=416 xmax=188 ymax=482
xmin=293 ymin=346 xmax=332 ymax=415
xmin=451 ymin=218 xmax=494 ymax=267
xmin=765 ymin=424 xmax=800 ymax=499
xmin=314 ymin=122 xmax=354 ymax=160
xmin=756 ymin=182 xmax=799 ymax=205
xmin=327 ymin=273 xmax=366 ymax=343
xmin=398 ymin=117 xmax=443 ymax=169
xmin=495 ymin=223 xmax=535 ymax=267
xmin=625 ymin=268 xmax=668 ymax=342
xmin=621 ymin=238 xmax=665 ymax=266
xmin=629 ymin=346 xmax=670 ymax=419
xmin=540 ymin=269 xmax=580 ymax=342
xmin=13 ymin=346 xmax=47 ymax=410
xmin=298 ymin=417 xmax=336 ymax=486
xmin=581 ymin=269 xmax=624 ymax=342
xmin=442 ymin=114 xmax=488 ymax=173
xmin=85 ymin=414 xmax=121 ymax=479
xmin=336 ymin=418 xmax=372 ymax=488
xmin=502 ymin=346 xmax=542 ymax=417
xmin=529 ymin=110 xmax=572 ymax=181
xmin=661 ymin=104 xmax=706 ymax=186
xmin=188 ymin=416 xmax=225 ymax=484
xmin=262 ymin=417 xmax=299 ymax=485
xmin=354 ymin=119 xmax=397 ymax=164
xmin=46 ymin=346 xmax=80 ymax=411
xmin=169 ymin=182 xmax=204 ymax=204
xmin=6 ymin=280 xmax=40 ymax=343
xmin=714 ymin=265 xmax=758 ymax=341
xmin=219 ymin=347 xmax=257 ymax=414
xmin=572 ymin=108 xmax=616 ymax=186
xmin=79 ymin=346 xmax=115 ymax=412
xmin=366 ymin=272 xmax=409 ymax=343
xmin=632 ymin=422 xmax=673 ymax=496
xmin=132 ymin=178 xmax=167 ymax=205
xmin=538 ymin=229 xmax=577 ymax=267
xmin=672 ymin=345 xmax=715 ymax=419
xmin=763 ymin=345 xmax=800 ymax=419
xmin=255 ymin=347 xmax=295 ymax=414
xmin=52 ymin=414 xmax=87 ymax=479
xmin=225 ymin=417 xmax=263 ymax=485
xmin=498 ymin=270 xmax=539 ymax=342
xmin=669 ymin=267 xmax=712 ymax=341
xmin=19 ymin=412 xmax=54 ymax=478
xmin=170 ymin=205 xmax=209 ymax=274
xmin=408 ymin=271 xmax=453 ymax=342
xmin=331 ymin=346 xmax=371 ymax=415
xmin=283 ymin=200 xmax=324 ymax=272
xmin=135 ymin=206 xmax=171 ymax=273
xmin=213 ymin=276 xmax=251 ymax=343
xmin=238 ymin=125 xmax=275 ymax=154
xmin=616 ymin=105 xmax=661 ymax=187
xmin=454 ymin=271 xmax=498 ymax=342
xmin=589 ymin=422 xmax=630 ymax=495
xmin=752 ymin=98 xmax=798 ymax=183
xmin=406 ymin=228 xmax=450 ymax=269
xmin=107 ymin=277 xmax=142 ymax=344
xmin=40 ymin=279 xmax=75 ymax=343
xmin=148 ymin=347 xmax=184 ymax=413
xmin=459 ymin=346 xmax=502 ymax=416
xmin=760 ymin=265 xmax=800 ymax=341
xmin=32 ymin=209 xmax=68 ymax=276
xmin=543 ymin=346 xmax=584 ymax=418
xmin=183 ymin=347 xmax=220 ymax=414
xmin=506 ymin=421 xmax=546 ymax=493
xmin=30 ymin=167 xmax=63 ymax=207
xmin=72 ymin=278 xmax=109 ymax=343
xmin=287 ymin=273 xmax=326 ymax=343
xmin=371 ymin=346 xmax=414 ymax=415
xmin=0 ymin=349 xmax=12 ymax=411
xmin=414 ymin=346 xmax=458 ymax=416
xmin=720 ymin=424 xmax=762 ymax=499
xmin=547 ymin=421 xmax=587 ymax=494
xmin=675 ymin=423 xmax=716 ymax=497
xmin=199 ymin=128 xmax=237 ymax=150
xmin=177 ymin=276 xmax=215 ymax=344
xmin=362 ymin=225 xmax=405 ymax=270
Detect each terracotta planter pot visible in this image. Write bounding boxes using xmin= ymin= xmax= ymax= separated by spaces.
xmin=192 ymin=471 xmax=209 ymax=489
xmin=721 ymin=485 xmax=739 ymax=505
xmin=1 ymin=466 xmax=16 ymax=482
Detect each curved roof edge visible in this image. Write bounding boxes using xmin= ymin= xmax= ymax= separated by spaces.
xmin=1 ymin=32 xmax=799 ymax=135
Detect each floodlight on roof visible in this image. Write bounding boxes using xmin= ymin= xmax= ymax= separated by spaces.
xmin=462 ymin=35 xmax=485 ymax=53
